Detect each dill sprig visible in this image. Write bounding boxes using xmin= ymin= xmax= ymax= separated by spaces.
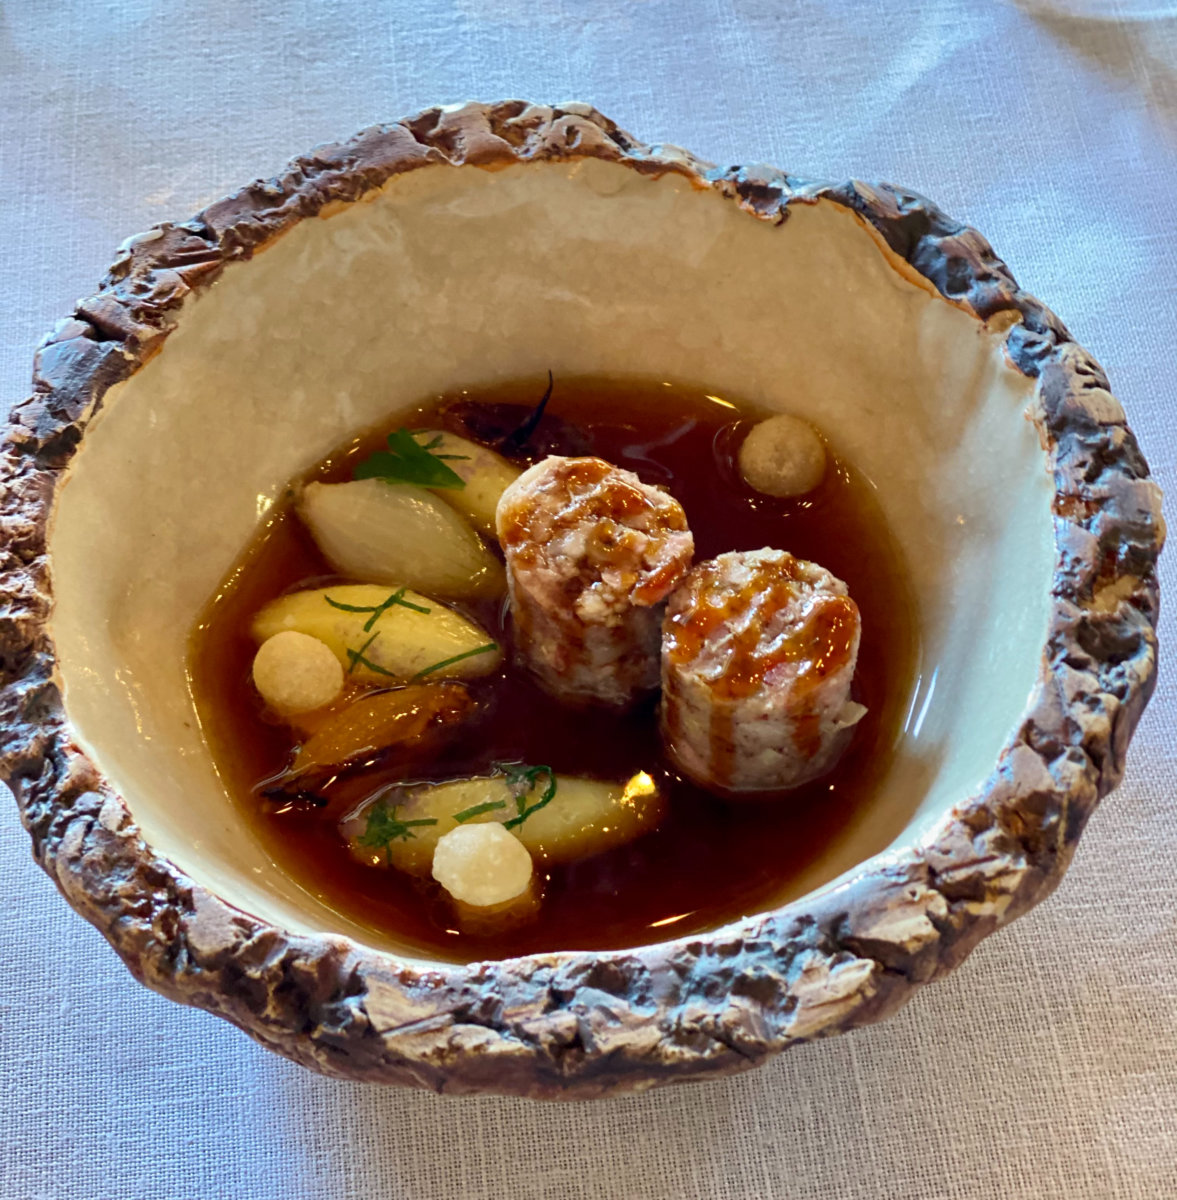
xmin=450 ymin=763 xmax=558 ymax=827
xmin=410 ymin=643 xmax=498 ymax=682
xmin=494 ymin=761 xmax=558 ymax=830
xmin=452 ymin=798 xmax=509 ymax=824
xmin=326 ymin=587 xmax=430 ymax=631
xmin=344 ymin=631 xmax=398 ymax=677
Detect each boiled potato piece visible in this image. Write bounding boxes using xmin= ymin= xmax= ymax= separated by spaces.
xmin=518 ymin=772 xmax=665 ymax=864
xmin=415 ymin=429 xmax=520 ymax=540
xmin=251 ymin=584 xmax=502 ymax=687
xmin=298 ymin=479 xmax=505 ymax=599
xmin=343 ymin=770 xmax=666 ymax=873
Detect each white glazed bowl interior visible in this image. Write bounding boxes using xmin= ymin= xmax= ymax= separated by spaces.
xmin=48 ymin=158 xmax=1052 ymax=957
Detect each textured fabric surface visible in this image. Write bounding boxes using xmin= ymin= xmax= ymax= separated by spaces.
xmin=2 ymin=1 xmax=1176 ymax=1197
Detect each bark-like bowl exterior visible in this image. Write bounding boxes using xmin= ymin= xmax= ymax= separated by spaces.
xmin=0 ymin=101 xmax=1163 ymax=1099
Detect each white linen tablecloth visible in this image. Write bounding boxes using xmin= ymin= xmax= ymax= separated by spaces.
xmin=2 ymin=2 xmax=1176 ymax=1197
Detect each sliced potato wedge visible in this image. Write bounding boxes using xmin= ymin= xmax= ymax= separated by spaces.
xmin=298 ymin=479 xmax=505 ymax=600
xmin=516 ymin=771 xmax=665 ymax=864
xmin=342 ymin=770 xmax=666 ymax=874
xmin=414 ymin=429 xmax=520 ymax=540
xmin=251 ymin=584 xmax=502 ymax=687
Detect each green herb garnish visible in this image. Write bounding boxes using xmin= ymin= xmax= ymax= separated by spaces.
xmin=326 ymin=587 xmax=430 ymax=631
xmin=450 ymin=763 xmax=557 ymax=828
xmin=345 ymin=631 xmax=398 ymax=677
xmin=411 ymin=642 xmax=498 ymax=682
xmin=494 ymin=761 xmax=558 ymax=830
xmin=452 ymin=799 xmax=509 ymax=824
xmin=359 ymin=801 xmax=438 ymax=865
xmin=354 ymin=429 xmax=469 ymax=490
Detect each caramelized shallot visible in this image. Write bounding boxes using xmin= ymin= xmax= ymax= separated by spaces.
xmin=264 ymin=682 xmax=476 ymax=798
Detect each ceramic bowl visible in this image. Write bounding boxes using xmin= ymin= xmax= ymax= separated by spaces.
xmin=0 ymin=101 xmax=1162 ymax=1099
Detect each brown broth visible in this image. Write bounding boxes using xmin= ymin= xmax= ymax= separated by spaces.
xmin=189 ymin=378 xmax=919 ymax=962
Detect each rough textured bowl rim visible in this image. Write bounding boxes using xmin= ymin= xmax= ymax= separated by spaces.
xmin=0 ymin=100 xmax=1163 ymax=1099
